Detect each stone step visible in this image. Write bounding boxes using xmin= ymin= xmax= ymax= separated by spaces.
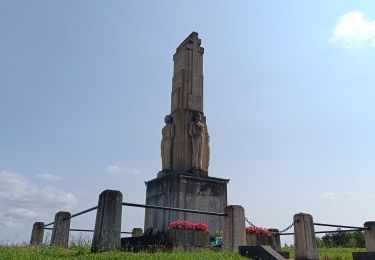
xmin=352 ymin=252 xmax=375 ymax=260
xmin=239 ymin=245 xmax=286 ymax=260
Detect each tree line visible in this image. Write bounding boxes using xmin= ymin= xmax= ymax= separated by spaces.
xmin=316 ymin=231 xmax=365 ymax=248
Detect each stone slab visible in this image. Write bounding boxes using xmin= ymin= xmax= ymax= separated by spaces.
xmin=352 ymin=252 xmax=375 ymax=260
xmin=239 ymin=245 xmax=286 ymax=260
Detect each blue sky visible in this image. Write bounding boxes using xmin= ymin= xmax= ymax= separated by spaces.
xmin=1 ymin=1 xmax=375 ymax=244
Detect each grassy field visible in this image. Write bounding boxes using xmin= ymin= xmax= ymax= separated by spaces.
xmin=0 ymin=246 xmax=247 ymax=260
xmin=283 ymin=247 xmax=366 ymax=260
xmin=0 ymin=245 xmax=368 ymax=259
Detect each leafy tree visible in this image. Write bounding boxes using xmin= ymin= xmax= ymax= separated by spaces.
xmin=317 ymin=231 xmax=365 ymax=248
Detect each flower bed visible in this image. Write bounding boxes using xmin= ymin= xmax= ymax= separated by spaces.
xmin=168 ymin=221 xmax=209 ymax=249
xmin=245 ymin=226 xmax=273 ymax=247
xmin=168 ymin=221 xmax=208 ymax=232
xmin=245 ymin=226 xmax=272 ymax=236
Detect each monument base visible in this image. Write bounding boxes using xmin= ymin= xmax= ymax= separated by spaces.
xmin=144 ymin=172 xmax=228 ymax=238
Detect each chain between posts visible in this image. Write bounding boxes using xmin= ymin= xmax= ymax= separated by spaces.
xmin=245 ymin=217 xmax=257 ymax=227
xmin=278 ymin=220 xmax=297 ymax=234
xmin=245 ymin=217 xmax=297 ymax=235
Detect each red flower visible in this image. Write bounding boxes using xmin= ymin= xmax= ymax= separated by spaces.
xmin=168 ymin=220 xmax=208 ymax=232
xmin=245 ymin=226 xmax=272 ymax=236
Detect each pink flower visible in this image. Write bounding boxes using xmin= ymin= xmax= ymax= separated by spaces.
xmin=245 ymin=226 xmax=272 ymax=236
xmin=168 ymin=221 xmax=208 ymax=232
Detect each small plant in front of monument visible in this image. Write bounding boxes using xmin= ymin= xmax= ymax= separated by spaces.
xmin=245 ymin=226 xmax=272 ymax=236
xmin=211 ymin=230 xmax=223 ymax=248
xmin=168 ymin=220 xmax=208 ymax=232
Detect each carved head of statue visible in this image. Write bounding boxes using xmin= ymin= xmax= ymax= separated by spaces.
xmin=194 ymin=112 xmax=202 ymax=122
xmin=164 ymin=115 xmax=173 ymax=124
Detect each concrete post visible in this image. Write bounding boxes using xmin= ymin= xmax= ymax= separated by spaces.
xmin=91 ymin=189 xmax=123 ymax=252
xmin=222 ymin=205 xmax=246 ymax=252
xmin=132 ymin=228 xmax=143 ymax=237
xmin=364 ymin=221 xmax=375 ymax=252
xmin=50 ymin=211 xmax=71 ymax=247
xmin=268 ymin=228 xmax=281 ymax=251
xmin=294 ymin=213 xmax=319 ymax=260
xmin=30 ymin=222 xmax=44 ymax=245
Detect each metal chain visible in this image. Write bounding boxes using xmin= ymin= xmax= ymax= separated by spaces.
xmin=245 ymin=217 xmax=296 ymax=235
xmin=245 ymin=217 xmax=257 ymax=227
xmin=278 ymin=220 xmax=297 ymax=234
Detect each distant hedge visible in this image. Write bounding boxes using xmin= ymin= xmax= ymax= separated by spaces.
xmin=316 ymin=231 xmax=365 ymax=248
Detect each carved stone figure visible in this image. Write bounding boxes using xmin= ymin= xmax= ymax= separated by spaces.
xmin=189 ymin=112 xmax=205 ymax=171
xmin=161 ymin=115 xmax=175 ymax=171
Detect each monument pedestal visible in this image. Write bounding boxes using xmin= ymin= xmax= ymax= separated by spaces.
xmin=144 ymin=172 xmax=228 ymax=238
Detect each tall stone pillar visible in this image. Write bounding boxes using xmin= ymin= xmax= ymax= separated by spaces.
xmin=160 ymin=32 xmax=210 ymax=176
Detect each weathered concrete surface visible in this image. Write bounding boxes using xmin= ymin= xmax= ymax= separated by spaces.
xmin=144 ymin=172 xmax=228 ymax=238
xmin=268 ymin=229 xmax=281 ymax=251
xmin=168 ymin=229 xmax=209 ymax=249
xmin=132 ymin=228 xmax=143 ymax=237
xmin=294 ymin=213 xmax=319 ymax=260
xmin=30 ymin=222 xmax=44 ymax=245
xmin=172 ymin=32 xmax=204 ymax=113
xmin=50 ymin=212 xmax=71 ymax=247
xmin=91 ymin=190 xmax=123 ymax=252
xmin=364 ymin=221 xmax=375 ymax=252
xmin=222 ymin=205 xmax=246 ymax=252
xmin=160 ymin=32 xmax=210 ymax=174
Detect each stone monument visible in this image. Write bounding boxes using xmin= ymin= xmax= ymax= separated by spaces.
xmin=144 ymin=32 xmax=228 ymax=238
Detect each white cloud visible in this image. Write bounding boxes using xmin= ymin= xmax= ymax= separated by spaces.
xmin=0 ymin=170 xmax=77 ymax=210
xmin=0 ymin=213 xmax=23 ymax=229
xmin=344 ymin=190 xmax=355 ymax=198
xmin=330 ymin=11 xmax=375 ymax=50
xmin=105 ymin=165 xmax=140 ymax=177
xmin=0 ymin=208 xmax=46 ymax=229
xmin=320 ymin=192 xmax=336 ymax=201
xmin=3 ymin=208 xmax=45 ymax=220
xmin=36 ymin=173 xmax=62 ymax=181
xmin=0 ymin=170 xmax=78 ymax=232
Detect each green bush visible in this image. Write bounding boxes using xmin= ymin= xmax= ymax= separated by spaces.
xmin=317 ymin=231 xmax=365 ymax=248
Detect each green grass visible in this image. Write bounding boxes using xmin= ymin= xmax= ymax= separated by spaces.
xmin=282 ymin=247 xmax=367 ymax=260
xmin=0 ymin=245 xmax=368 ymax=259
xmin=0 ymin=246 xmax=247 ymax=260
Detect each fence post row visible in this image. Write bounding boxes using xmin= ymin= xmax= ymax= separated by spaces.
xmin=294 ymin=213 xmax=319 ymax=260
xmin=30 ymin=222 xmax=45 ymax=245
xmin=91 ymin=189 xmax=123 ymax=252
xmin=50 ymin=211 xmax=71 ymax=247
xmin=222 ymin=205 xmax=246 ymax=252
